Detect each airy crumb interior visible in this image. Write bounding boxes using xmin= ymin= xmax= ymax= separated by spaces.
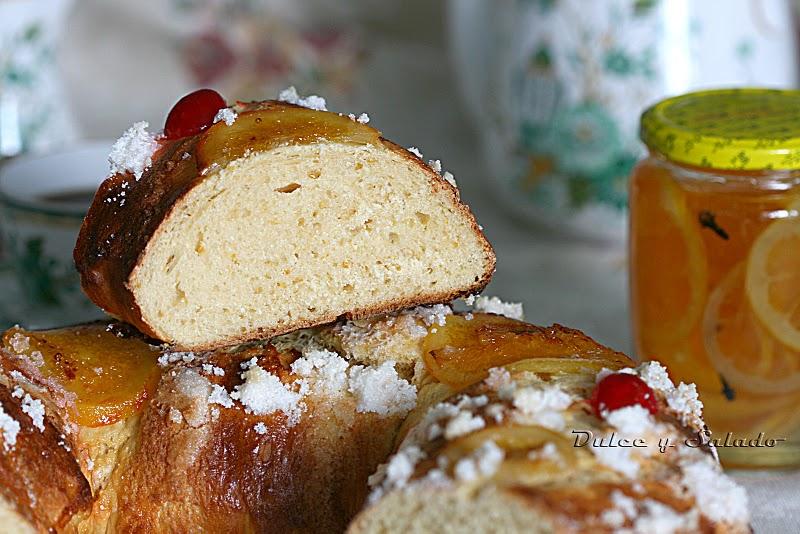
xmin=131 ymin=142 xmax=489 ymax=346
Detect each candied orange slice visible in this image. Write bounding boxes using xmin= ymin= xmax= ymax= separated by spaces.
xmin=630 ymin=170 xmax=707 ymax=347
xmin=440 ymin=425 xmax=578 ymax=466
xmin=422 ymin=314 xmax=630 ymax=389
xmin=197 ymin=105 xmax=381 ymax=171
xmin=704 ymin=263 xmax=800 ymax=394
xmin=2 ymin=324 xmax=162 ymax=427
xmin=746 ymin=217 xmax=800 ymax=352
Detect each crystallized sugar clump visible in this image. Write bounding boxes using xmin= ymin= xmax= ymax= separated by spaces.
xmin=158 ymin=351 xmax=195 ymax=367
xmin=208 ymin=384 xmax=234 ymax=408
xmin=348 ymin=361 xmax=416 ymax=416
xmin=290 ymin=349 xmax=349 ymax=395
xmin=665 ymin=382 xmax=704 ymax=428
xmin=277 ymin=86 xmax=327 ymax=111
xmin=108 ymin=121 xmax=158 ymax=180
xmin=201 ymin=364 xmax=225 ymax=377
xmin=633 ymin=362 xmax=704 ymax=428
xmin=484 ymin=367 xmax=515 ymax=400
xmin=453 ymin=440 xmax=505 ymax=482
xmin=8 ymin=333 xmax=29 ymax=354
xmin=410 ymin=304 xmax=452 ymax=327
xmin=407 ymin=146 xmax=423 ymax=158
xmin=604 ymin=405 xmax=655 ymax=436
xmin=348 ymin=112 xmax=370 ymax=124
xmin=681 ymin=460 xmax=749 ymax=524
xmin=472 ymin=296 xmax=524 ymax=320
xmin=637 ymin=361 xmax=674 ymax=392
xmin=367 ymin=444 xmax=425 ymax=503
xmin=592 ymin=442 xmax=640 ymax=478
xmin=633 ymin=500 xmax=694 ymax=533
xmin=231 ymin=365 xmax=304 ymax=425
xmin=0 ymin=405 xmax=20 ymax=452
xmin=443 ymin=410 xmax=485 ymax=440
xmin=512 ymin=384 xmax=573 ymax=430
xmin=213 ymin=107 xmax=237 ymax=126
xmin=12 ymin=387 xmax=44 ymax=432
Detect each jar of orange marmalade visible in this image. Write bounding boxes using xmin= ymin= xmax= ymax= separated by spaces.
xmin=630 ymin=89 xmax=800 ymax=468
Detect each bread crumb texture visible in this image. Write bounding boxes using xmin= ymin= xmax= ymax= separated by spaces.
xmin=132 ymin=142 xmax=491 ymax=348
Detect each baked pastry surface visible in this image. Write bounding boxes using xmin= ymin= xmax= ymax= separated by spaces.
xmin=74 ymin=101 xmax=495 ymax=350
xmin=0 ymin=308 xmax=750 ymax=533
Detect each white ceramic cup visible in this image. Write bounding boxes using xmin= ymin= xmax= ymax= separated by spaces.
xmin=448 ymin=0 xmax=798 ymax=242
xmin=0 ymin=0 xmax=76 ymax=156
xmin=0 ymin=141 xmax=111 ymax=328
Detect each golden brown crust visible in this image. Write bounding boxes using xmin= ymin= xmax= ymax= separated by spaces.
xmin=0 ymin=327 xmax=404 ymax=533
xmin=74 ymin=101 xmax=495 ymax=350
xmin=0 ymin=385 xmax=93 ymax=531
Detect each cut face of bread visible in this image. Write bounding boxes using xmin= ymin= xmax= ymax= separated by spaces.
xmin=75 ymin=102 xmax=494 ymax=350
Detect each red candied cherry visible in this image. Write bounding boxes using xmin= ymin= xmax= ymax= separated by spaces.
xmin=163 ymin=88 xmax=226 ymax=139
xmin=590 ymin=373 xmax=658 ymax=417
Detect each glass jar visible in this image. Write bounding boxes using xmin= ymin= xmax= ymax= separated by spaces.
xmin=630 ymin=89 xmax=800 ymax=468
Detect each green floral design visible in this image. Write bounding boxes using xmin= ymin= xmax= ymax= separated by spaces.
xmin=518 ymin=101 xmax=634 ymax=210
xmin=0 ymin=21 xmax=55 ymax=152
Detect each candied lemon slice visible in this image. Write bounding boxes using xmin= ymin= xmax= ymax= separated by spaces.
xmin=422 ymin=314 xmax=630 ymax=389
xmin=746 ymin=217 xmax=800 ymax=352
xmin=704 ymin=263 xmax=800 ymax=394
xmin=2 ymin=324 xmax=162 ymax=427
xmin=630 ymin=169 xmax=707 ymax=348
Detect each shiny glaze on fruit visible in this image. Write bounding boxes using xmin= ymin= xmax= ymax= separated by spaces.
xmin=2 ymin=324 xmax=161 ymax=427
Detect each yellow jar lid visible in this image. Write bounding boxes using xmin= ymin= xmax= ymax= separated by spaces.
xmin=640 ymin=88 xmax=800 ymax=170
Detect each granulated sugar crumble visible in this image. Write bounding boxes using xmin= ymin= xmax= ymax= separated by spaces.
xmin=348 ymin=112 xmax=370 ymax=124
xmin=213 ymin=107 xmax=237 ymax=126
xmin=0 ymin=406 xmax=20 ymax=452
xmin=231 ymin=365 xmax=304 ymax=424
xmin=472 ymin=296 xmax=524 ymax=320
xmin=347 ymin=361 xmax=416 ymax=416
xmin=108 ymin=121 xmax=158 ymax=180
xmin=278 ymin=86 xmax=327 ymax=111
xmin=12 ymin=387 xmax=44 ymax=432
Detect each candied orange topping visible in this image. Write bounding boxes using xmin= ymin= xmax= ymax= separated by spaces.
xmin=422 ymin=314 xmax=630 ymax=389
xmin=196 ymin=105 xmax=381 ymax=171
xmin=2 ymin=324 xmax=162 ymax=427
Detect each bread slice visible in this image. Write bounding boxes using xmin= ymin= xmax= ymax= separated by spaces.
xmin=75 ymin=101 xmax=495 ymax=350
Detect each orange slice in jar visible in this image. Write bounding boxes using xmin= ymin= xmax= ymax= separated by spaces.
xmin=631 ymin=170 xmax=707 ymax=348
xmin=704 ymin=263 xmax=800 ymax=394
xmin=745 ymin=216 xmax=800 ymax=352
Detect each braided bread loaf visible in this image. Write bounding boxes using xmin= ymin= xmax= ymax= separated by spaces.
xmin=0 ymin=309 xmax=749 ymax=533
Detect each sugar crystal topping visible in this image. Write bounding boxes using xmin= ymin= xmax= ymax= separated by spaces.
xmin=108 ymin=121 xmax=158 ymax=180
xmin=680 ymin=460 xmax=749 ymax=524
xmin=277 ymin=86 xmax=327 ymax=111
xmin=453 ymin=440 xmax=504 ymax=482
xmin=290 ymin=349 xmax=349 ymax=395
xmin=230 ymin=365 xmax=304 ymax=425
xmin=347 ymin=361 xmax=417 ymax=416
xmin=12 ymin=387 xmax=44 ymax=432
xmin=213 ymin=107 xmax=237 ymax=126
xmin=0 ymin=405 xmax=20 ymax=452
xmin=471 ymin=296 xmax=524 ymax=320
